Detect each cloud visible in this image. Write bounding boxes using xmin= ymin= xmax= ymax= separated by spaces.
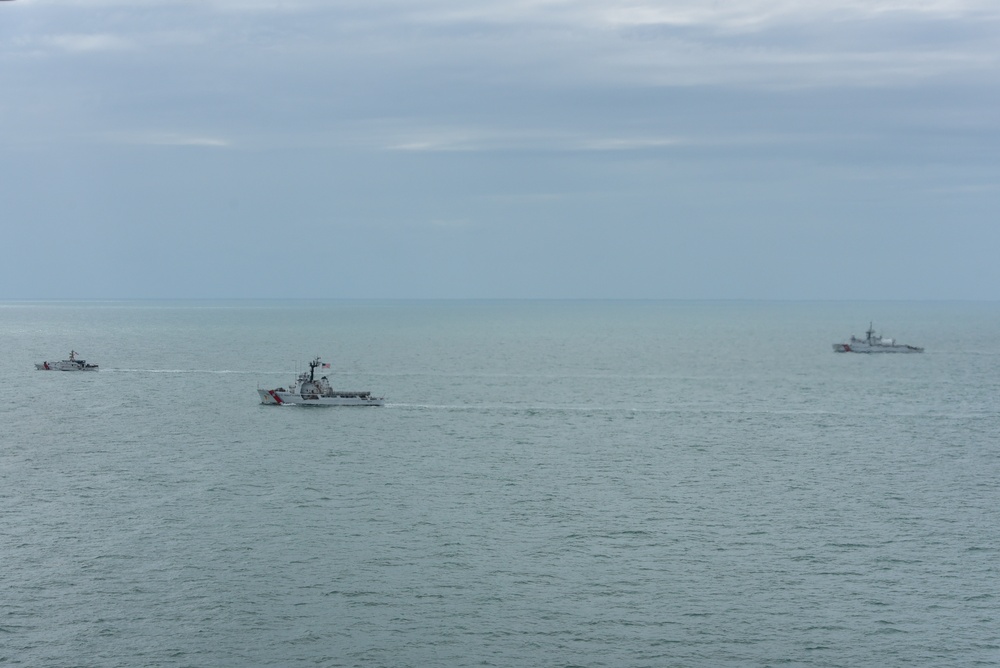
xmin=3 ymin=0 xmax=999 ymax=152
xmin=39 ymin=33 xmax=134 ymax=53
xmin=381 ymin=126 xmax=798 ymax=153
xmin=383 ymin=127 xmax=685 ymax=153
xmin=576 ymin=137 xmax=682 ymax=151
xmin=114 ymin=133 xmax=232 ymax=148
xmin=7 ymin=0 xmax=999 ymax=89
xmin=20 ymin=0 xmax=317 ymax=9
xmin=387 ymin=138 xmax=475 ymax=152
xmin=383 ymin=126 xmax=535 ymax=152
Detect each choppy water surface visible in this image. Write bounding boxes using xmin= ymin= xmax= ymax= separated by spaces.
xmin=2 ymin=300 xmax=998 ymax=667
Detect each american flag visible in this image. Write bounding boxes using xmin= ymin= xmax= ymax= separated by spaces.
xmin=322 ymin=363 xmax=331 ymax=368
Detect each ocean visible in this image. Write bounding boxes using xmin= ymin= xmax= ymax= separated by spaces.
xmin=1 ymin=300 xmax=998 ymax=667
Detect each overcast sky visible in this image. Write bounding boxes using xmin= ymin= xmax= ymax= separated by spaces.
xmin=1 ymin=0 xmax=998 ymax=299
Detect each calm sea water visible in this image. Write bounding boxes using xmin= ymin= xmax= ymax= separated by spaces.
xmin=1 ymin=300 xmax=998 ymax=667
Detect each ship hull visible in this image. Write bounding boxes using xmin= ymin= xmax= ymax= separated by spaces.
xmin=834 ymin=324 xmax=923 ymax=354
xmin=258 ymin=389 xmax=384 ymax=406
xmin=832 ymin=343 xmax=923 ymax=353
xmin=35 ymin=362 xmax=99 ymax=371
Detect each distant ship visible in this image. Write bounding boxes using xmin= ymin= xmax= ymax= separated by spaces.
xmin=258 ymin=357 xmax=384 ymax=406
xmin=36 ymin=350 xmax=100 ymax=371
xmin=833 ymin=323 xmax=923 ymax=353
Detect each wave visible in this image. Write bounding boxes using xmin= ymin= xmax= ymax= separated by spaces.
xmin=107 ymin=368 xmax=289 ymax=375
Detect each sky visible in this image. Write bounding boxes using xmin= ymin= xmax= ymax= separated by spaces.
xmin=1 ymin=0 xmax=998 ymax=300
